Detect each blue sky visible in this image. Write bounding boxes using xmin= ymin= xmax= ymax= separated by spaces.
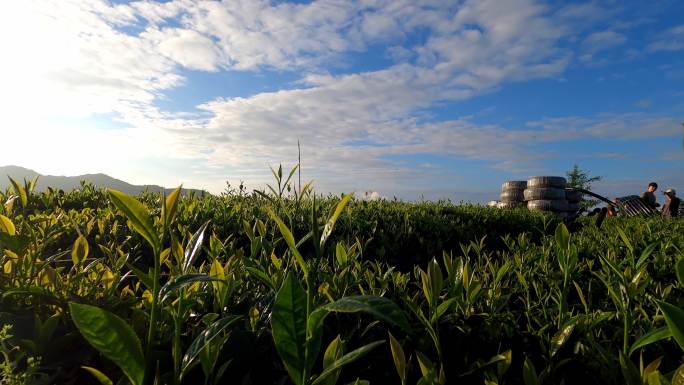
xmin=1 ymin=0 xmax=683 ymax=202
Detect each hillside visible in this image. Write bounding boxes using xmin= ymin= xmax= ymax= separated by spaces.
xmin=0 ymin=165 xmax=207 ymax=196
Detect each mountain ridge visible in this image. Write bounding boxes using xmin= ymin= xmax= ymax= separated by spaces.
xmin=0 ymin=165 xmax=207 ymax=196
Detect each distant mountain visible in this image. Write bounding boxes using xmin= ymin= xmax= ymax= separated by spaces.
xmin=0 ymin=165 xmax=207 ymax=196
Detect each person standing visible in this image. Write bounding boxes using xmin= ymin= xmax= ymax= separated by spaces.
xmin=640 ymin=182 xmax=660 ymax=209
xmin=662 ymin=188 xmax=680 ymax=218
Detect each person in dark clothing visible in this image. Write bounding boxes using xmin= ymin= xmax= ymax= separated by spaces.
xmin=640 ymin=182 xmax=659 ymax=209
xmin=662 ymin=188 xmax=680 ymax=219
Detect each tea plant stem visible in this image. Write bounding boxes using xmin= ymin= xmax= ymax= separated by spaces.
xmin=623 ymin=312 xmax=630 ymax=356
xmin=144 ymin=246 xmax=161 ymax=385
xmin=173 ymin=293 xmax=184 ymax=385
xmin=302 ymin=272 xmax=313 ymax=385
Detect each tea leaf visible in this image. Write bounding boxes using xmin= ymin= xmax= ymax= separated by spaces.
xmin=629 ymin=327 xmax=671 ymax=356
xmin=676 ymin=258 xmax=684 ymax=288
xmin=272 ymin=271 xmax=308 ymax=385
xmin=322 ymin=335 xmax=344 ymax=385
xmin=163 ymin=186 xmax=182 ymax=229
xmin=268 ymin=208 xmax=308 ymax=277
xmin=322 ymin=296 xmax=410 ymax=332
xmin=180 ymin=315 xmax=241 ymax=380
xmin=320 ymin=194 xmax=352 ymax=249
xmin=125 ymin=263 xmax=154 ymax=291
xmin=616 ymin=227 xmax=634 ymax=256
xmin=159 ymin=274 xmax=218 ymax=303
xmin=0 ymin=214 xmax=15 ymax=236
xmin=428 ymin=258 xmax=443 ymax=300
xmin=69 ymin=303 xmax=144 ymax=385
xmin=657 ymin=301 xmax=684 ymax=351
xmin=388 ymin=332 xmax=406 ymax=385
xmin=619 ymin=351 xmax=641 ymax=385
xmin=8 ymin=176 xmax=27 ymax=208
xmin=550 ymin=318 xmax=577 ymax=357
xmin=554 ymin=222 xmax=570 ymax=251
xmin=183 ymin=221 xmax=210 ymax=273
xmin=672 ymin=364 xmax=684 ymax=385
xmin=311 ymin=340 xmax=384 ymax=385
xmin=107 ymin=189 xmax=159 ymax=252
xmin=522 ymin=358 xmax=539 ymax=385
xmin=72 ymin=235 xmax=89 ymax=266
xmin=416 ymin=351 xmax=434 ymax=377
xmin=81 ymin=366 xmax=114 ymax=385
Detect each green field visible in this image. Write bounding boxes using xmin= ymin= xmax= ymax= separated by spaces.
xmin=1 ymin=179 xmax=683 ymax=385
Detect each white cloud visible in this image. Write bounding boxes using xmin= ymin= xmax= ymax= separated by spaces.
xmin=1 ymin=0 xmax=681 ymax=198
xmin=648 ymin=24 xmax=684 ymax=52
xmin=583 ymin=30 xmax=627 ymax=53
xmin=143 ymin=28 xmax=223 ymax=72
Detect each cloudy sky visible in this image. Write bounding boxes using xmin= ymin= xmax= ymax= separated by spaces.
xmin=1 ymin=0 xmax=683 ymax=202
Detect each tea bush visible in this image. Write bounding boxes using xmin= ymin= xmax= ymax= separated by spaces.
xmin=1 ymin=179 xmax=683 ymax=385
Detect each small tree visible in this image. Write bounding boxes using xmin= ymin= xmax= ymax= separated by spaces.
xmin=566 ymin=164 xmax=602 ymax=208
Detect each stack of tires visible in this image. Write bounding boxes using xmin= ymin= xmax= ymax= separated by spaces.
xmin=524 ymin=176 xmax=568 ymax=216
xmin=497 ymin=181 xmax=527 ymax=209
xmin=565 ymin=189 xmax=583 ymax=213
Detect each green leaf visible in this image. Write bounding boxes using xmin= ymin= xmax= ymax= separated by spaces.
xmin=335 ymin=242 xmax=348 ymax=267
xmin=554 ymin=222 xmax=570 ymax=251
xmin=183 ymin=221 xmax=210 ymax=273
xmin=657 ymin=301 xmax=684 ymax=351
xmin=416 ymin=351 xmax=434 ymax=377
xmin=388 ymin=332 xmax=407 ymax=385
xmin=272 ymin=271 xmax=308 ymax=385
xmin=8 ymin=176 xmax=27 ymax=208
xmin=125 ymin=263 xmax=154 ymax=291
xmin=320 ymin=194 xmax=352 ymax=249
xmin=107 ymin=189 xmax=160 ymax=252
xmin=432 ymin=298 xmax=457 ymax=324
xmin=550 ymin=318 xmax=577 ymax=358
xmin=180 ymin=315 xmax=241 ymax=380
xmin=322 ymin=296 xmax=410 ymax=332
xmin=643 ymin=357 xmax=663 ymax=383
xmin=629 ymin=327 xmax=672 ymax=356
xmin=159 ymin=274 xmax=219 ymax=303
xmin=522 ymin=358 xmax=539 ymax=385
xmin=676 ymin=258 xmax=684 ymax=288
xmin=672 ymin=364 xmax=684 ymax=385
xmin=636 ymin=242 xmax=658 ymax=269
xmin=322 ymin=335 xmax=344 ymax=385
xmin=245 ymin=266 xmax=276 ymax=292
xmin=428 ymin=258 xmax=443 ymax=302
xmin=646 ymin=372 xmax=663 ymax=385
xmin=616 ymin=227 xmax=634 ymax=256
xmin=497 ymin=350 xmax=512 ymax=378
xmin=619 ymin=351 xmax=641 ymax=385
xmin=495 ymin=261 xmax=512 ymax=285
xmin=81 ymin=366 xmax=114 ymax=385
xmin=267 ymin=208 xmax=308 ymax=277
xmin=69 ymin=303 xmax=144 ymax=385
xmin=0 ymin=214 xmax=15 ymax=235
xmin=72 ymin=235 xmax=89 ymax=266
xmin=210 ymin=259 xmax=228 ymax=306
xmin=311 ymin=341 xmax=384 ymax=385
xmin=163 ymin=186 xmax=182 ymax=230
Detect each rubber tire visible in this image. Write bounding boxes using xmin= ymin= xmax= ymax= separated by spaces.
xmin=527 ymin=176 xmax=567 ymax=189
xmin=565 ymin=190 xmax=583 ymax=203
xmin=500 ymin=190 xmax=525 ymax=202
xmin=527 ymin=199 xmax=569 ymax=211
xmin=501 ymin=181 xmax=527 ymax=191
xmin=524 ymin=188 xmax=566 ymax=201
xmin=497 ymin=201 xmax=523 ymax=209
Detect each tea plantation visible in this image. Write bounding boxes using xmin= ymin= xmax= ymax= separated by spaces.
xmin=1 ymin=180 xmax=683 ymax=385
